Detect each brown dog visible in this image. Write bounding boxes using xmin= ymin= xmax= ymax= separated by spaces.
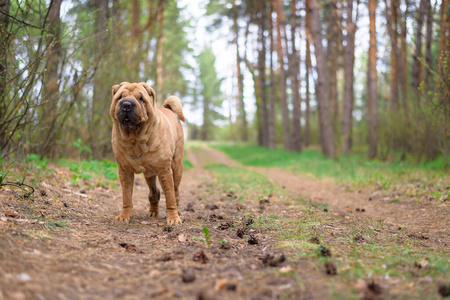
xmin=110 ymin=82 xmax=185 ymax=225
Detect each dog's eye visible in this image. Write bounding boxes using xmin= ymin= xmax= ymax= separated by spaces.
xmin=139 ymin=96 xmax=144 ymax=103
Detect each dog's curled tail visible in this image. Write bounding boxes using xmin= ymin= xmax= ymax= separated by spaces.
xmin=163 ymin=96 xmax=186 ymax=122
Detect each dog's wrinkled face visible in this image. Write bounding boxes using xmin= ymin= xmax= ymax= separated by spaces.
xmin=110 ymin=82 xmax=156 ymax=132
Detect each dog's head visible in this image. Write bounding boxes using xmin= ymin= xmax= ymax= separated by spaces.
xmin=110 ymin=82 xmax=157 ymax=132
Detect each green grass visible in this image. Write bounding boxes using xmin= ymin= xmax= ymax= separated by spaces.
xmin=211 ymin=143 xmax=448 ymax=185
xmin=204 ymin=163 xmax=284 ymax=196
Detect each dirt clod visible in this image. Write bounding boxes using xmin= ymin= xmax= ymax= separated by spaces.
xmin=220 ymin=241 xmax=231 ymax=250
xmin=215 ymin=279 xmax=237 ymax=291
xmin=186 ymin=202 xmax=195 ymax=212
xmin=63 ymin=202 xmax=70 ymax=208
xmin=218 ymin=221 xmax=233 ymax=230
xmin=353 ymin=234 xmax=364 ymax=241
xmin=236 ymin=227 xmax=246 ymax=238
xmin=261 ymin=253 xmax=286 ymax=267
xmin=182 ymin=268 xmax=196 ymax=283
xmin=438 ymin=283 xmax=450 ymax=298
xmin=367 ymin=280 xmax=383 ymax=295
xmin=324 ymin=261 xmax=337 ymax=275
xmin=163 ymin=226 xmax=173 ymax=232
xmin=248 ymin=235 xmax=258 ymax=245
xmin=244 ymin=217 xmax=254 ymax=226
xmin=318 ymin=245 xmax=332 ymax=257
xmin=308 ymin=236 xmax=320 ymax=244
xmin=119 ymin=243 xmax=137 ymax=252
xmin=206 ymin=204 xmax=219 ymax=210
xmin=193 ymin=250 xmax=208 ymax=264
xmin=160 ymin=253 xmax=171 ymax=262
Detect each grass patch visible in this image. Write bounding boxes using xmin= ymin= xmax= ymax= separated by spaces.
xmin=204 ymin=163 xmax=283 ymax=196
xmin=211 ymin=143 xmax=448 ymax=185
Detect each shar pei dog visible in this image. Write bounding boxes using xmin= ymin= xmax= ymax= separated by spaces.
xmin=110 ymin=82 xmax=185 ymax=225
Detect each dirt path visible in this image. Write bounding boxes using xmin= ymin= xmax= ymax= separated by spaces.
xmin=190 ymin=145 xmax=449 ymax=252
xmin=0 ymin=145 xmax=448 ymax=299
xmin=0 ymin=148 xmax=330 ymax=300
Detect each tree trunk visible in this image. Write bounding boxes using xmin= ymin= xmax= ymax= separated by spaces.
xmin=400 ymin=0 xmax=408 ymax=100
xmin=257 ymin=1 xmax=268 ymax=147
xmin=326 ymin=0 xmax=339 ymax=142
xmin=268 ymin=2 xmax=276 ymax=150
xmin=412 ymin=0 xmax=425 ymax=93
xmin=423 ymin=0 xmax=432 ymax=93
xmin=233 ymin=0 xmax=247 ymax=142
xmin=385 ymin=0 xmax=408 ymax=114
xmin=91 ymin=0 xmax=109 ymax=158
xmin=40 ymin=0 xmax=63 ymax=157
xmin=305 ymin=1 xmax=312 ymax=147
xmin=275 ymin=0 xmax=291 ymax=151
xmin=388 ymin=0 xmax=399 ymax=110
xmin=289 ymin=0 xmax=302 ymax=152
xmin=436 ymin=0 xmax=449 ymax=93
xmin=368 ymin=0 xmax=378 ymax=159
xmin=155 ymin=0 xmax=166 ymax=103
xmin=342 ymin=0 xmax=357 ymax=155
xmin=307 ymin=0 xmax=335 ymax=157
xmin=0 ymin=0 xmax=10 ymax=125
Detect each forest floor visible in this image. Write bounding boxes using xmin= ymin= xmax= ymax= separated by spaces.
xmin=0 ymin=144 xmax=449 ymax=299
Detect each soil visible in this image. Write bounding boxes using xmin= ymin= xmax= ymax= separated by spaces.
xmin=0 ymin=145 xmax=448 ymax=299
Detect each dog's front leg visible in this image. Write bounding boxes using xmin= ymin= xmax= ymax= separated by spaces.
xmin=158 ymin=168 xmax=182 ymax=225
xmin=115 ymin=166 xmax=135 ymax=223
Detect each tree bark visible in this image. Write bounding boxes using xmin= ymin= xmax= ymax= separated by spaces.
xmin=155 ymin=0 xmax=166 ymax=103
xmin=412 ymin=0 xmax=425 ymax=93
xmin=0 ymin=0 xmax=10 ymax=123
xmin=307 ymin=0 xmax=335 ymax=157
xmin=289 ymin=0 xmax=302 ymax=152
xmin=388 ymin=0 xmax=399 ymax=110
xmin=436 ymin=0 xmax=449 ymax=93
xmin=233 ymin=0 xmax=247 ymax=142
xmin=342 ymin=0 xmax=357 ymax=155
xmin=91 ymin=0 xmax=109 ymax=158
xmin=275 ymin=0 xmax=291 ymax=151
xmin=326 ymin=0 xmax=339 ymax=141
xmin=305 ymin=1 xmax=312 ymax=147
xmin=268 ymin=2 xmax=276 ymax=150
xmin=423 ymin=0 xmax=432 ymax=93
xmin=40 ymin=0 xmax=63 ymax=157
xmin=368 ymin=0 xmax=378 ymax=159
xmin=257 ymin=1 xmax=268 ymax=147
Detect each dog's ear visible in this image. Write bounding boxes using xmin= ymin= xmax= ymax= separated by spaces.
xmin=139 ymin=83 xmax=156 ymax=103
xmin=112 ymin=84 xmax=122 ymax=96
xmin=112 ymin=82 xmax=131 ymax=96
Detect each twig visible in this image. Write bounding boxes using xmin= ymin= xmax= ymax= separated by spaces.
xmin=1 ymin=181 xmax=35 ymax=198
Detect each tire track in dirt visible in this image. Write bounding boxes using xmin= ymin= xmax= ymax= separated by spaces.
xmin=201 ymin=145 xmax=450 ymax=252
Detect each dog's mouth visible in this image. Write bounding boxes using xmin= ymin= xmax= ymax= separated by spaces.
xmin=117 ymin=112 xmax=141 ymax=131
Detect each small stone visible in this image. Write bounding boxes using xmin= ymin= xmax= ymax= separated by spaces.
xmin=181 ymin=269 xmax=195 ymax=283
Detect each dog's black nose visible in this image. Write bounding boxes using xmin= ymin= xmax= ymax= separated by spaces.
xmin=121 ymin=100 xmax=134 ymax=112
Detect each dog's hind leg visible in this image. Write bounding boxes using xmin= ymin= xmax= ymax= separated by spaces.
xmin=145 ymin=175 xmax=160 ymax=218
xmin=172 ymin=155 xmax=183 ymax=209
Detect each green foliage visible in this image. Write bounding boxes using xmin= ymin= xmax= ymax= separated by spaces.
xmin=0 ymin=150 xmax=16 ymax=186
xmin=212 ymin=143 xmax=448 ymax=185
xmin=58 ymin=158 xmax=118 ymax=186
xmin=183 ymin=156 xmax=194 ymax=169
xmin=202 ymin=227 xmax=211 ymax=246
xmin=72 ymin=138 xmax=92 ymax=159
xmin=193 ymin=46 xmax=225 ymax=140
xmin=205 ymin=163 xmax=283 ymax=195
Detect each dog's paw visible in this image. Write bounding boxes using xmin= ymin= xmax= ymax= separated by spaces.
xmin=166 ymin=213 xmax=182 ymax=225
xmin=115 ymin=214 xmax=131 ymax=224
xmin=148 ymin=210 xmax=159 ymax=218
